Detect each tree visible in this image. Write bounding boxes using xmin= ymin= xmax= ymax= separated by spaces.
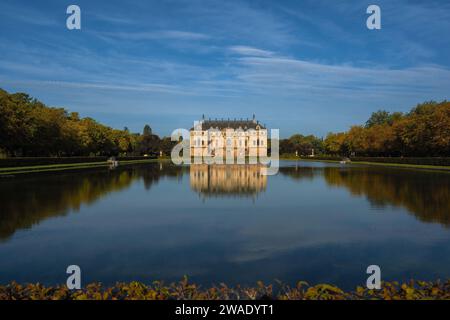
xmin=279 ymin=134 xmax=324 ymax=155
xmin=346 ymin=126 xmax=368 ymax=155
xmin=159 ymin=137 xmax=177 ymax=156
xmin=1 ymin=88 xmax=449 ymax=158
xmin=324 ymin=132 xmax=348 ymax=155
xmin=365 ymin=110 xmax=403 ymax=128
xmin=0 ymin=88 xmax=146 ymax=157
xmin=143 ymin=124 xmax=152 ymax=136
xmin=138 ymin=125 xmax=161 ymax=155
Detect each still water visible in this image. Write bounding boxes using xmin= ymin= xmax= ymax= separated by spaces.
xmin=0 ymin=161 xmax=449 ymax=289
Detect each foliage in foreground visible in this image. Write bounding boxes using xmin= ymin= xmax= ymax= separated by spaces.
xmin=1 ymin=278 xmax=450 ymax=300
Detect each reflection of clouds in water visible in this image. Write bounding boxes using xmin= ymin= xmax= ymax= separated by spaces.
xmin=227 ymin=205 xmax=449 ymax=264
xmin=1 ymin=162 xmax=450 ymax=286
xmin=279 ymin=164 xmax=450 ymax=226
xmin=1 ymin=161 xmax=449 ymax=251
xmin=228 ymin=165 xmax=450 ymax=263
xmin=0 ymin=163 xmax=184 ymax=240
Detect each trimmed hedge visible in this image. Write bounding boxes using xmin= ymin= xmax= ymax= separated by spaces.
xmin=292 ymin=156 xmax=450 ymax=166
xmin=0 ymin=156 xmax=157 ymax=168
xmin=2 ymin=155 xmax=450 ymax=168
xmin=350 ymin=157 xmax=450 ymax=166
xmin=0 ymin=279 xmax=449 ymax=300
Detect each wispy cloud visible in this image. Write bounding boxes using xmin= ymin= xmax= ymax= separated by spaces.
xmin=89 ymin=13 xmax=135 ymax=25
xmin=228 ymin=46 xmax=274 ymax=57
xmin=100 ymin=30 xmax=211 ymax=41
xmin=0 ymin=1 xmax=58 ymax=27
xmin=1 ymin=0 xmax=449 ymax=135
xmin=181 ymin=0 xmax=295 ymax=47
xmin=0 ymin=79 xmax=186 ymax=94
xmin=232 ymin=55 xmax=450 ymax=97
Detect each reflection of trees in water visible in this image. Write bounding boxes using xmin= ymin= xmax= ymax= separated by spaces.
xmin=278 ymin=166 xmax=320 ymax=181
xmin=281 ymin=166 xmax=450 ymax=227
xmin=0 ymin=164 xmax=185 ymax=241
xmin=2 ymin=164 xmax=448 ymax=241
xmin=141 ymin=163 xmax=185 ymax=190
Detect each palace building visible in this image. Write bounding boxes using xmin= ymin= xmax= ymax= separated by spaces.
xmin=190 ymin=115 xmax=268 ymax=158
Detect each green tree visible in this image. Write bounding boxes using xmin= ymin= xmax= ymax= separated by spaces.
xmin=365 ymin=110 xmax=403 ymax=128
xmin=143 ymin=124 xmax=152 ymax=136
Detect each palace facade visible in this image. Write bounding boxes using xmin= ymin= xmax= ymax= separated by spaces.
xmin=190 ymin=115 xmax=268 ymax=158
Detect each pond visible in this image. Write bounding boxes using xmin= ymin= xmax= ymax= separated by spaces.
xmin=0 ymin=161 xmax=449 ymax=289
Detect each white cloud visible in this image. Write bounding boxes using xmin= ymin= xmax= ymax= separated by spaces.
xmin=228 ymin=46 xmax=274 ymax=57
xmin=89 ymin=13 xmax=135 ymax=25
xmin=101 ymin=30 xmax=211 ymax=41
xmin=231 ymin=56 xmax=450 ymax=98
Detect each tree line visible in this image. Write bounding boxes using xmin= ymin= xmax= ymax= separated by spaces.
xmin=0 ymin=89 xmax=175 ymax=157
xmin=1 ymin=89 xmax=448 ymax=157
xmin=280 ymin=100 xmax=450 ymax=157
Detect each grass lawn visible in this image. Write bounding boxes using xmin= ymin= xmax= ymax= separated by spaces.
xmin=0 ymin=159 xmax=164 ymax=176
xmin=280 ymin=157 xmax=450 ymax=172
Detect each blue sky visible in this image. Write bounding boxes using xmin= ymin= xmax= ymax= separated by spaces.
xmin=1 ymin=0 xmax=449 ymax=138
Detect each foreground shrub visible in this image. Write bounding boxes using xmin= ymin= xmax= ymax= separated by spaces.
xmin=1 ymin=278 xmax=449 ymax=300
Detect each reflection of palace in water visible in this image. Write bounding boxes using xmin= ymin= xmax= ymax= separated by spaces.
xmin=2 ymin=163 xmax=450 ymax=242
xmin=190 ymin=164 xmax=267 ymax=198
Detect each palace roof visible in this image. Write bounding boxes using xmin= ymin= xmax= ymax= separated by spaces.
xmin=192 ymin=118 xmax=266 ymax=130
